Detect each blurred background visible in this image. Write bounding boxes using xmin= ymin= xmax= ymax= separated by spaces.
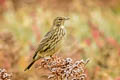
xmin=0 ymin=0 xmax=120 ymax=80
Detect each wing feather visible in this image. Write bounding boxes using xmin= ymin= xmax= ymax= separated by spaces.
xmin=33 ymin=29 xmax=55 ymax=59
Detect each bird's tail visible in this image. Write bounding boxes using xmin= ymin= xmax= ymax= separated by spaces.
xmin=24 ymin=60 xmax=36 ymax=71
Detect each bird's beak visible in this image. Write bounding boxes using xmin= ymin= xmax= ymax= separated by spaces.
xmin=64 ymin=17 xmax=70 ymax=20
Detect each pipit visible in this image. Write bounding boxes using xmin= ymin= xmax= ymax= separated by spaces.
xmin=24 ymin=17 xmax=69 ymax=71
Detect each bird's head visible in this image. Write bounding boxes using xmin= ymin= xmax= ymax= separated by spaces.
xmin=53 ymin=17 xmax=69 ymax=27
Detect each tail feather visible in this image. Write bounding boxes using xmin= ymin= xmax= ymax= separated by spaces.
xmin=24 ymin=60 xmax=35 ymax=71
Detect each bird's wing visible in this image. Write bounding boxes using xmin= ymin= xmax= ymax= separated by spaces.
xmin=33 ymin=29 xmax=55 ymax=59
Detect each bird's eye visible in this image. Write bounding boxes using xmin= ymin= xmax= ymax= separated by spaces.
xmin=58 ymin=18 xmax=62 ymax=20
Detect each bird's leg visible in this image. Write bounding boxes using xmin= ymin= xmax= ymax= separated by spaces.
xmin=50 ymin=55 xmax=52 ymax=57
xmin=44 ymin=56 xmax=51 ymax=61
xmin=50 ymin=55 xmax=55 ymax=60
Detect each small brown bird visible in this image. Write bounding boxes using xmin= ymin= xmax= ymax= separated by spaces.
xmin=24 ymin=17 xmax=69 ymax=71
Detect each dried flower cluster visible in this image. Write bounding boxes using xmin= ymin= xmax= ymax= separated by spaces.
xmin=0 ymin=68 xmax=12 ymax=80
xmin=37 ymin=56 xmax=89 ymax=80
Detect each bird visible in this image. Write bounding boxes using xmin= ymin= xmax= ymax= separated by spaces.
xmin=24 ymin=17 xmax=69 ymax=71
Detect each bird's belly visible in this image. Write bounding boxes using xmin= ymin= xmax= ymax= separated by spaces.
xmin=43 ymin=40 xmax=63 ymax=57
xmin=41 ymin=29 xmax=65 ymax=58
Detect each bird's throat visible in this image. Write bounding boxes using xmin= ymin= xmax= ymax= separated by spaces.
xmin=61 ymin=25 xmax=64 ymax=29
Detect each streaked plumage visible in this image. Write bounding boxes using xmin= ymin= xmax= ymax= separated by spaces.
xmin=24 ymin=17 xmax=69 ymax=71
